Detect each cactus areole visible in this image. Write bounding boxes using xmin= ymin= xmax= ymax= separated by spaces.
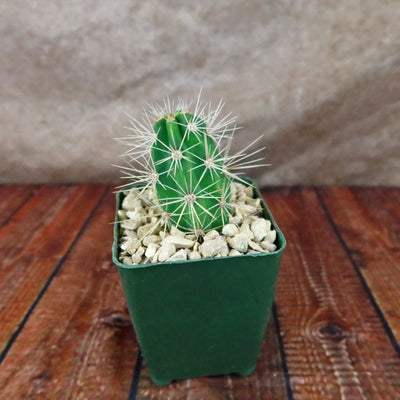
xmin=152 ymin=112 xmax=231 ymax=234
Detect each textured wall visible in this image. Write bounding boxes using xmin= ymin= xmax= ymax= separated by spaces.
xmin=1 ymin=0 xmax=399 ymax=185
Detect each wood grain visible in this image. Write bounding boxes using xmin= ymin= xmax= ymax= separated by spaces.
xmin=136 ymin=316 xmax=288 ymax=400
xmin=0 ymin=185 xmax=399 ymax=400
xmin=318 ymin=187 xmax=400 ymax=344
xmin=0 ymin=189 xmax=137 ymax=399
xmin=0 ymin=185 xmax=40 ymax=226
xmin=0 ymin=185 xmax=105 ymax=352
xmin=264 ymin=187 xmax=400 ymax=400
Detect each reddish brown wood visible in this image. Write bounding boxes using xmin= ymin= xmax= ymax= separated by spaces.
xmin=0 ymin=189 xmax=137 ymax=399
xmin=136 ymin=317 xmax=287 ymax=400
xmin=0 ymin=185 xmax=40 ymax=226
xmin=318 ymin=187 xmax=400 ymax=343
xmin=1 ymin=185 xmax=399 ymax=400
xmin=264 ymin=187 xmax=400 ymax=399
xmin=0 ymin=185 xmax=105 ymax=352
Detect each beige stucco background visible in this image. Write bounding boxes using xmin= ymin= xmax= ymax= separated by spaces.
xmin=1 ymin=0 xmax=399 ymax=185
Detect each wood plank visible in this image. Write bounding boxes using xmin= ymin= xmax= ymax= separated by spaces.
xmin=0 ymin=185 xmax=40 ymax=226
xmin=318 ymin=187 xmax=400 ymax=344
xmin=0 ymin=185 xmax=106 ymax=353
xmin=263 ymin=187 xmax=400 ymax=399
xmin=136 ymin=316 xmax=288 ymax=400
xmin=0 ymin=188 xmax=137 ymax=399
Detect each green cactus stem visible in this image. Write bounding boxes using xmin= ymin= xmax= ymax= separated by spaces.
xmin=151 ymin=112 xmax=231 ymax=234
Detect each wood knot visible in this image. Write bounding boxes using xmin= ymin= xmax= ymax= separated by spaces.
xmin=349 ymin=248 xmax=367 ymax=269
xmin=33 ymin=370 xmax=52 ymax=381
xmin=99 ymin=309 xmax=132 ymax=328
xmin=318 ymin=323 xmax=345 ymax=342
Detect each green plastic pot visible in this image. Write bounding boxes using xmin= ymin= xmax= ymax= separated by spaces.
xmin=112 ymin=180 xmax=286 ymax=386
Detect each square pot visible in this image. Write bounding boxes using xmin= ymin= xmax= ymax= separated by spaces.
xmin=112 ymin=180 xmax=286 ymax=385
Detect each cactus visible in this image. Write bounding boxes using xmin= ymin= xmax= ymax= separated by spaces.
xmin=151 ymin=111 xmax=231 ymax=233
xmin=116 ymin=94 xmax=266 ymax=235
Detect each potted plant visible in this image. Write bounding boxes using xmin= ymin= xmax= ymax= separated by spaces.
xmin=112 ymin=95 xmax=286 ymax=385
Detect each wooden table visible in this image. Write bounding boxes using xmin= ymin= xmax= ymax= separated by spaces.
xmin=0 ymin=185 xmax=399 ymax=399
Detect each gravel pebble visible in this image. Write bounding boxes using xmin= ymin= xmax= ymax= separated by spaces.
xmin=227 ymin=234 xmax=248 ymax=253
xmin=158 ymin=243 xmax=176 ymax=262
xmin=143 ymin=235 xmax=161 ymax=246
xmin=126 ymin=210 xmax=142 ymax=220
xmin=167 ymin=249 xmax=187 ymax=262
xmin=162 ymin=235 xmax=194 ymax=248
xmin=121 ymin=219 xmax=141 ymax=231
xmin=170 ymin=226 xmax=185 ymax=237
xmin=251 ymin=218 xmax=271 ymax=242
xmin=239 ymin=222 xmax=254 ymax=240
xmin=120 ymin=238 xmax=140 ymax=255
xmin=204 ymin=230 xmax=219 ymax=240
xmin=137 ymin=223 xmax=156 ymax=239
xmin=122 ymin=191 xmax=142 ymax=210
xmin=122 ymin=256 xmax=133 ymax=265
xmin=145 ymin=242 xmax=159 ymax=258
xmin=264 ymin=230 xmax=276 ymax=243
xmin=136 ymin=246 xmax=145 ymax=257
xmin=188 ymin=251 xmax=201 ymax=260
xmin=199 ymin=238 xmax=229 ymax=258
xmin=248 ymin=240 xmax=264 ymax=252
xmin=222 ymin=224 xmax=239 ymax=237
xmin=261 ymin=240 xmax=277 ymax=252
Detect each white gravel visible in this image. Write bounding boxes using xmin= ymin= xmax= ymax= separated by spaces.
xmin=118 ymin=182 xmax=278 ymax=265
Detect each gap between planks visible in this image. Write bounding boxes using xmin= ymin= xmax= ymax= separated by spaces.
xmin=316 ymin=187 xmax=400 ymax=358
xmin=0 ymin=185 xmax=41 ymax=227
xmin=0 ymin=186 xmax=106 ymax=365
